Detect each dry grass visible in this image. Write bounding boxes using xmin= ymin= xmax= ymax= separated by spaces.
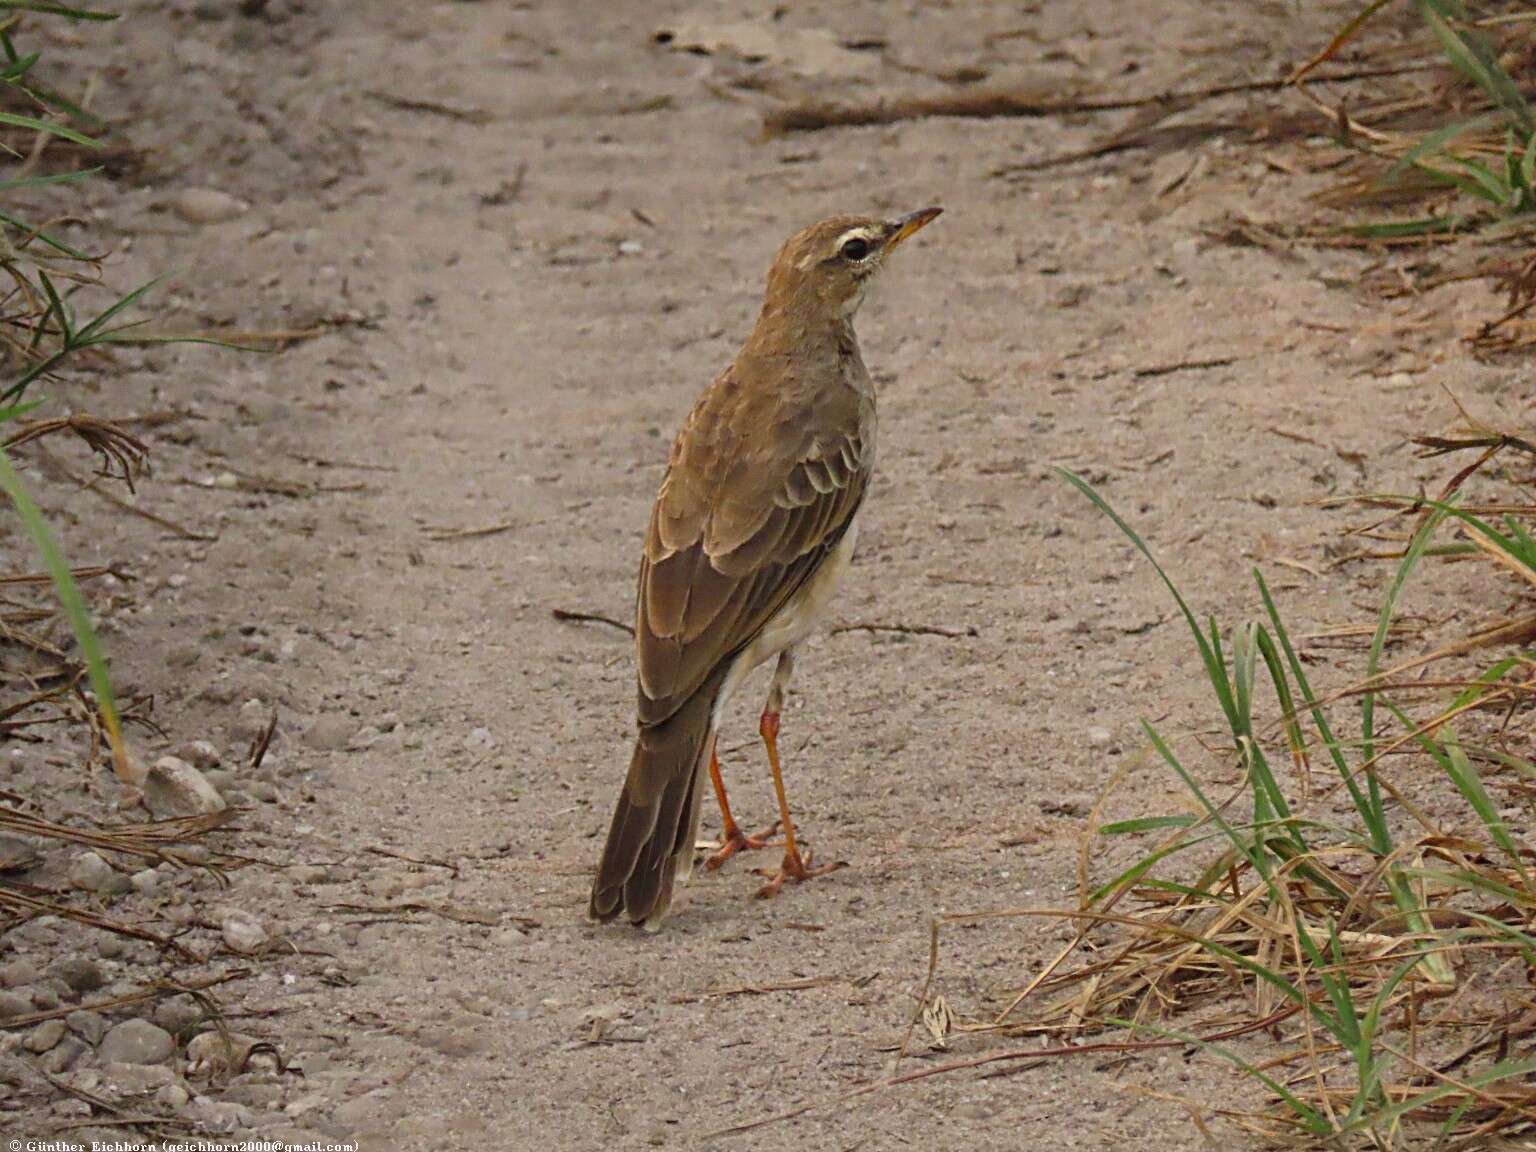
xmin=902 ymin=417 xmax=1536 ymax=1148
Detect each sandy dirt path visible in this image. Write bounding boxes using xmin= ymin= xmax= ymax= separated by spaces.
xmin=5 ymin=2 xmax=1531 ymax=1148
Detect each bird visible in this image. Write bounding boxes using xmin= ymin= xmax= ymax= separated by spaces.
xmin=588 ymin=206 xmax=943 ymax=929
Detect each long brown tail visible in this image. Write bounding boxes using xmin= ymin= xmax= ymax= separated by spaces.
xmin=588 ymin=675 xmax=723 ymax=928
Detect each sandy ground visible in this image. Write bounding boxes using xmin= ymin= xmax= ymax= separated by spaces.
xmin=2 ymin=1 xmax=1532 ymax=1148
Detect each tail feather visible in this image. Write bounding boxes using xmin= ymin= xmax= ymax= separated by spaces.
xmin=589 ymin=673 xmax=723 ymax=928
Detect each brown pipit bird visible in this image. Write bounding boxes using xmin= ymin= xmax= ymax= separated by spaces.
xmin=588 ymin=207 xmax=942 ymax=929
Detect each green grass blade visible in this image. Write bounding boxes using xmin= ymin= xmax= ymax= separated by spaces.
xmin=1100 ymin=815 xmax=1199 ymax=835
xmin=73 ymin=274 xmax=167 ymax=343
xmin=1442 ymin=726 xmax=1529 ymax=881
xmin=1364 ymin=503 xmax=1449 ymax=773
xmin=0 ymin=447 xmax=125 ymax=773
xmin=1057 ymin=469 xmax=1239 ymax=729
xmin=0 ymin=109 xmax=98 ymax=148
xmin=1417 ymin=0 xmax=1532 ymax=132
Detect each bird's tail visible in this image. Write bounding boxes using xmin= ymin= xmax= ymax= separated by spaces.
xmin=588 ymin=675 xmax=724 ymax=929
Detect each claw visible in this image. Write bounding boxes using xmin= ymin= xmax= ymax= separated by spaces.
xmin=703 ymin=821 xmax=781 ymax=871
xmin=754 ymin=846 xmax=846 ymax=899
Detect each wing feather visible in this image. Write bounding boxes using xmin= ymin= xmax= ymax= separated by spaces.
xmin=634 ymin=409 xmax=871 ymax=726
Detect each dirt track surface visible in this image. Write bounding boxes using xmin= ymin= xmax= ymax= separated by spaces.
xmin=4 ymin=2 xmax=1532 ymax=1148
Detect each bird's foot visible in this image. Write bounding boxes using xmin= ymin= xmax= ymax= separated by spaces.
xmin=703 ymin=821 xmax=781 ymax=871
xmin=754 ymin=846 xmax=846 ymax=899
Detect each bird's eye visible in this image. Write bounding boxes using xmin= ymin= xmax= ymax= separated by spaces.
xmin=840 ymin=237 xmax=871 ymax=261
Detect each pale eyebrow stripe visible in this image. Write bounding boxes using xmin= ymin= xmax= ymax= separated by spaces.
xmin=834 ymin=226 xmax=882 ymax=253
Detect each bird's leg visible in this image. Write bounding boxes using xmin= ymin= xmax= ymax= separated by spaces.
xmin=755 ymin=649 xmax=845 ymax=899
xmin=703 ymin=741 xmax=779 ymax=871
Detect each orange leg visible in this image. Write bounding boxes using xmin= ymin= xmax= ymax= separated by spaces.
xmin=754 ymin=652 xmax=845 ymax=899
xmin=703 ymin=743 xmax=779 ymax=871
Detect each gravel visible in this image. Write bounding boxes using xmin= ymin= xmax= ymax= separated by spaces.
xmin=98 ymin=1019 xmax=176 ymax=1066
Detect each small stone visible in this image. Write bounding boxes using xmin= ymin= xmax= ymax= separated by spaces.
xmin=288 ymin=864 xmax=328 ymax=885
xmin=221 ymin=909 xmax=268 ymax=955
xmin=51 ymin=958 xmax=105 ymax=996
xmin=66 ymin=1010 xmax=108 ymax=1046
xmin=143 ymin=756 xmax=227 ymax=818
xmin=0 ymin=834 xmax=40 ymax=872
xmin=415 ymin=1022 xmax=488 ymax=1058
xmin=248 ymin=780 xmax=280 ymax=803
xmin=69 ymin=850 xmax=128 ymax=894
xmin=233 ymin=698 xmax=272 ymax=740
xmin=333 ymin=1092 xmax=385 ymax=1126
xmin=193 ymin=1096 xmax=253 ymax=1132
xmin=168 ymin=187 xmax=248 ymax=225
xmin=304 ymin=714 xmax=356 ymax=752
xmin=1086 ymin=726 xmax=1113 ymax=747
xmin=41 ymin=1036 xmax=86 ymax=1074
xmin=618 ymin=239 xmax=644 ymax=256
xmin=130 ymin=869 xmax=160 ymax=895
xmin=26 ymin=1018 xmax=65 ymax=1053
xmin=347 ymin=725 xmax=381 ymax=749
xmin=153 ymin=996 xmax=203 ymax=1038
xmin=51 ymin=1094 xmax=90 ymax=1118
xmin=98 ymin=1019 xmax=175 ymax=1065
xmin=0 ymin=959 xmax=39 ymax=989
xmin=157 ymin=1082 xmax=191 ymax=1108
xmin=464 ymin=727 xmax=499 ymax=753
xmin=173 ymin=739 xmax=221 ymax=769
xmin=101 ymin=1061 xmax=175 ymax=1094
xmin=224 ymin=1079 xmax=284 ymax=1109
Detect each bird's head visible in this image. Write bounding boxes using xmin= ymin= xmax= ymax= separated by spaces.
xmin=762 ymin=207 xmax=942 ymax=323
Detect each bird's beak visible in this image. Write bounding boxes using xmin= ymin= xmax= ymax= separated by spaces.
xmin=885 ymin=206 xmax=943 ymax=250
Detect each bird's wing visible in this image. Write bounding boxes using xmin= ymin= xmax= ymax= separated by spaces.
xmin=634 ymin=375 xmax=870 ymax=726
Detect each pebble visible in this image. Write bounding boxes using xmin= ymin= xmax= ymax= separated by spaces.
xmin=304 ymin=714 xmax=357 ymax=752
xmin=288 ymin=865 xmax=329 ymax=885
xmin=130 ymin=869 xmax=161 ymax=895
xmin=157 ymin=1082 xmax=192 ymax=1108
xmin=52 ymin=958 xmax=105 ymax=996
xmin=66 ymin=1010 xmax=108 ymax=1046
xmin=168 ymin=187 xmax=248 ymax=225
xmin=0 ymin=959 xmax=39 ymax=989
xmin=1086 ymin=726 xmax=1114 ymax=747
xmin=153 ymin=996 xmax=203 ymax=1038
xmin=25 ymin=1019 xmax=65 ymax=1053
xmin=144 ymin=756 xmax=227 ymax=818
xmin=335 ymin=1090 xmax=393 ymax=1127
xmin=41 ymin=1037 xmax=86 ymax=1074
xmin=99 ymin=1019 xmax=175 ymax=1065
xmin=0 ymin=834 xmax=40 ymax=872
xmin=464 ymin=727 xmax=500 ymax=753
xmin=173 ymin=739 xmax=222 ymax=769
xmin=193 ymin=1096 xmax=254 ymax=1132
xmin=347 ymin=724 xmax=381 ymax=749
xmin=101 ymin=1061 xmax=175 ymax=1093
xmin=234 ymin=698 xmax=273 ymax=740
xmin=248 ymin=780 xmax=281 ymax=803
xmin=221 ymin=909 xmax=268 ymax=955
xmin=415 ymin=1022 xmax=489 ymax=1058
xmin=69 ymin=851 xmax=129 ymax=894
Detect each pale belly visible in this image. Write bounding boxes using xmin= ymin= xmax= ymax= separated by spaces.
xmin=714 ymin=514 xmax=859 ymax=714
